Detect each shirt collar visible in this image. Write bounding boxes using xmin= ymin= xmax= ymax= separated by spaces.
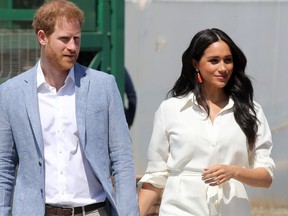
xmin=180 ymin=92 xmax=234 ymax=112
xmin=36 ymin=62 xmax=75 ymax=90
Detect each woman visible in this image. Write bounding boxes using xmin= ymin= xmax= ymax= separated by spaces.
xmin=138 ymin=28 xmax=275 ymax=216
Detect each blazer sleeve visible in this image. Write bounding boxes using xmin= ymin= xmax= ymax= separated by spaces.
xmin=107 ymin=76 xmax=139 ymax=216
xmin=0 ymin=84 xmax=18 ymax=216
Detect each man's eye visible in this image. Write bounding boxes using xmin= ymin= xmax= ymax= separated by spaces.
xmin=60 ymin=37 xmax=69 ymax=43
xmin=74 ymin=37 xmax=80 ymax=42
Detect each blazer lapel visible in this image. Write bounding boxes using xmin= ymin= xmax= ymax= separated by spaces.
xmin=74 ymin=64 xmax=89 ymax=149
xmin=23 ymin=67 xmax=44 ymax=156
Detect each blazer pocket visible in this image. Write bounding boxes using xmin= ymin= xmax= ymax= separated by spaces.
xmin=86 ymin=105 xmax=106 ymax=114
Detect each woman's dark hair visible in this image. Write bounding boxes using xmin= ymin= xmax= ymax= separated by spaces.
xmin=168 ymin=28 xmax=258 ymax=150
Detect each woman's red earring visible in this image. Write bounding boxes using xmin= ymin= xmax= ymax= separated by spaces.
xmin=197 ymin=71 xmax=203 ymax=83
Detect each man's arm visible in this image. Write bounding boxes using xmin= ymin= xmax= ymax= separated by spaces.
xmin=0 ymin=86 xmax=18 ymax=216
xmin=108 ymin=76 xmax=139 ymax=216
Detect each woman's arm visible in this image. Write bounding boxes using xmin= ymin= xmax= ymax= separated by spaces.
xmin=233 ymin=166 xmax=272 ymax=188
xmin=138 ymin=183 xmax=162 ymax=216
xmin=202 ymin=165 xmax=272 ymax=188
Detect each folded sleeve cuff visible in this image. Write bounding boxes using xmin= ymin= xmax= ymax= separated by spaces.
xmin=137 ymin=172 xmax=168 ymax=191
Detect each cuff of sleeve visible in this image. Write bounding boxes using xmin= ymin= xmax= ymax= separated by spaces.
xmin=137 ymin=172 xmax=168 ymax=192
xmin=253 ymin=157 xmax=275 ymax=179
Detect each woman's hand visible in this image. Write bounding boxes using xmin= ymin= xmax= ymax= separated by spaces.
xmin=202 ymin=164 xmax=236 ymax=186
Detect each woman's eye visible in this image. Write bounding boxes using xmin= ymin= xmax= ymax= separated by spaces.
xmin=209 ymin=59 xmax=219 ymax=64
xmin=224 ymin=58 xmax=233 ymax=64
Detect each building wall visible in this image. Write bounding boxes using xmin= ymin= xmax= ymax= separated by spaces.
xmin=125 ymin=0 xmax=288 ymax=201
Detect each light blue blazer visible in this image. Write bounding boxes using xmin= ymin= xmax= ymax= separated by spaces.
xmin=0 ymin=63 xmax=139 ymax=216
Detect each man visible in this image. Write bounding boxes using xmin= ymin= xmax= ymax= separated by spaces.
xmin=124 ymin=68 xmax=137 ymax=128
xmin=0 ymin=1 xmax=139 ymax=216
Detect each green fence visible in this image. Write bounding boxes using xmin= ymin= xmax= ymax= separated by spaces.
xmin=0 ymin=0 xmax=125 ymax=95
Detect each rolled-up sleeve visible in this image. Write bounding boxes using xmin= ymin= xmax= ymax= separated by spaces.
xmin=251 ymin=103 xmax=275 ymax=178
xmin=138 ymin=103 xmax=169 ymax=189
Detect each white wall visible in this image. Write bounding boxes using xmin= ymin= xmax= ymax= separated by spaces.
xmin=125 ymin=0 xmax=288 ymax=201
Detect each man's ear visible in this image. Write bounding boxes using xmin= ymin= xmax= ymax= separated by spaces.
xmin=37 ymin=30 xmax=46 ymax=45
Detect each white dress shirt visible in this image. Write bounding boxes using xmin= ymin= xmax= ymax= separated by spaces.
xmin=37 ymin=64 xmax=106 ymax=207
xmin=139 ymin=92 xmax=275 ymax=216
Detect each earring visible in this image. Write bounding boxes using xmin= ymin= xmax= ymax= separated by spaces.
xmin=196 ymin=69 xmax=203 ymax=83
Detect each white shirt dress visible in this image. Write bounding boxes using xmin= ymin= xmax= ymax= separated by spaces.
xmin=139 ymin=93 xmax=275 ymax=216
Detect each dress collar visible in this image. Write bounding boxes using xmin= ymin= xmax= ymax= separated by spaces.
xmin=179 ymin=92 xmax=234 ymax=113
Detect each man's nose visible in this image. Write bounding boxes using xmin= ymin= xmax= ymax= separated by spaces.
xmin=67 ymin=39 xmax=78 ymax=50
